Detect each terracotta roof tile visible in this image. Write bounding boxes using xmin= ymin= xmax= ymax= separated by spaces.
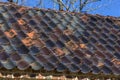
xmin=0 ymin=2 xmax=120 ymax=77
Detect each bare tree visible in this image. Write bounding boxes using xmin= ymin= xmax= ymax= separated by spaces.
xmin=6 ymin=0 xmax=112 ymax=13
xmin=53 ymin=0 xmax=111 ymax=12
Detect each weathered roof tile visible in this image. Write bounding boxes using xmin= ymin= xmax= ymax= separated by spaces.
xmin=0 ymin=2 xmax=120 ymax=77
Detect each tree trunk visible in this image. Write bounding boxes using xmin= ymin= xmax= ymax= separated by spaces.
xmin=7 ymin=0 xmax=13 ymax=2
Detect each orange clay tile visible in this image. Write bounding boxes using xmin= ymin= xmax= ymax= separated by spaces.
xmin=79 ymin=44 xmax=86 ymax=49
xmin=54 ymin=48 xmax=64 ymax=56
xmin=65 ymin=41 xmax=78 ymax=50
xmin=112 ymin=58 xmax=120 ymax=66
xmin=63 ymin=29 xmax=73 ymax=35
xmin=18 ymin=19 xmax=26 ymax=26
xmin=27 ymin=31 xmax=37 ymax=39
xmin=4 ymin=29 xmax=17 ymax=38
xmin=114 ymin=20 xmax=120 ymax=26
xmin=21 ymin=37 xmax=33 ymax=46
xmin=18 ymin=7 xmax=27 ymax=13
xmin=81 ymin=15 xmax=89 ymax=22
xmin=97 ymin=61 xmax=104 ymax=67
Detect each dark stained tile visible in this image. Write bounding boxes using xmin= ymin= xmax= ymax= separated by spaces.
xmin=114 ymin=52 xmax=120 ymax=60
xmin=36 ymin=54 xmax=47 ymax=63
xmin=0 ymin=36 xmax=9 ymax=44
xmin=101 ymin=65 xmax=112 ymax=74
xmin=56 ymin=63 xmax=67 ymax=72
xmin=82 ymin=58 xmax=92 ymax=66
xmin=109 ymin=33 xmax=118 ymax=40
xmin=56 ymin=40 xmax=65 ymax=48
xmin=0 ymin=62 xmax=3 ymax=68
xmin=45 ymin=40 xmax=55 ymax=48
xmin=104 ymin=52 xmax=114 ymax=60
xmin=82 ymin=31 xmax=90 ymax=38
xmin=9 ymin=18 xmax=17 ymax=23
xmin=29 ymin=20 xmax=37 ymax=25
xmin=60 ymin=56 xmax=71 ymax=64
xmin=14 ymin=12 xmax=21 ymax=18
xmin=104 ymin=59 xmax=113 ymax=67
xmin=40 ymin=32 xmax=48 ymax=40
xmin=16 ymin=45 xmax=29 ymax=54
xmin=89 ymin=37 xmax=97 ymax=43
xmin=23 ymin=14 xmax=32 ymax=19
xmin=40 ymin=20 xmax=48 ymax=27
xmin=101 ymin=33 xmax=108 ymax=39
xmin=43 ymin=62 xmax=54 ymax=71
xmin=105 ymin=45 xmax=115 ymax=52
xmin=8 ymin=6 xmax=16 ymax=12
xmin=74 ymin=49 xmax=85 ymax=58
xmin=98 ymin=38 xmax=107 ymax=44
xmin=115 ymin=45 xmax=120 ymax=52
xmin=107 ymin=39 xmax=116 ymax=45
xmin=49 ymin=21 xmax=57 ymax=28
xmin=2 ymin=60 xmax=15 ymax=69
xmin=94 ymin=51 xmax=105 ymax=59
xmin=10 ymin=53 xmax=21 ymax=61
xmin=49 ymin=33 xmax=58 ymax=41
xmin=11 ymin=37 xmax=22 ymax=47
xmin=12 ymin=23 xmax=21 ymax=31
xmin=80 ymin=36 xmax=89 ymax=43
xmin=91 ymin=66 xmax=101 ymax=74
xmin=0 ymin=52 xmax=9 ymax=61
xmin=41 ymin=47 xmax=52 ymax=55
xmin=0 ymin=30 xmax=4 ymax=37
xmin=69 ymin=35 xmax=79 ymax=42
xmin=80 ymin=64 xmax=91 ymax=73
xmin=111 ymin=66 xmax=120 ymax=75
xmin=48 ymin=55 xmax=59 ymax=64
xmin=44 ymin=26 xmax=53 ymax=33
xmin=68 ymin=64 xmax=79 ymax=72
xmin=23 ymin=54 xmax=35 ymax=63
xmin=30 ymin=46 xmax=40 ymax=55
xmin=72 ymin=56 xmax=81 ymax=64
xmin=17 ymin=60 xmax=29 ymax=70
xmin=43 ymin=15 xmax=51 ymax=21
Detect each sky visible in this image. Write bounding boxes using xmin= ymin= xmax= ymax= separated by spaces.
xmin=1 ymin=0 xmax=120 ymax=17
xmin=89 ymin=0 xmax=120 ymax=17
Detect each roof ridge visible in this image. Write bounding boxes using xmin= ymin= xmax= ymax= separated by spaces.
xmin=0 ymin=2 xmax=119 ymax=19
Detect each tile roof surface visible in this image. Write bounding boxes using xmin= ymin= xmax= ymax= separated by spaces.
xmin=0 ymin=2 xmax=120 ymax=76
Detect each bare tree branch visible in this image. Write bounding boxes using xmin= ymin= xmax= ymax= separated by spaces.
xmin=57 ymin=0 xmax=64 ymax=10
xmin=86 ymin=0 xmax=101 ymax=4
xmin=9 ymin=0 xmax=112 ymax=13
xmin=7 ymin=0 xmax=13 ymax=2
xmin=36 ymin=0 xmax=43 ymax=8
xmin=85 ymin=0 xmax=112 ymax=12
xmin=80 ymin=0 xmax=89 ymax=11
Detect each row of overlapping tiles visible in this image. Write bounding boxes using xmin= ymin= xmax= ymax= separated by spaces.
xmin=0 ymin=4 xmax=120 ymax=75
